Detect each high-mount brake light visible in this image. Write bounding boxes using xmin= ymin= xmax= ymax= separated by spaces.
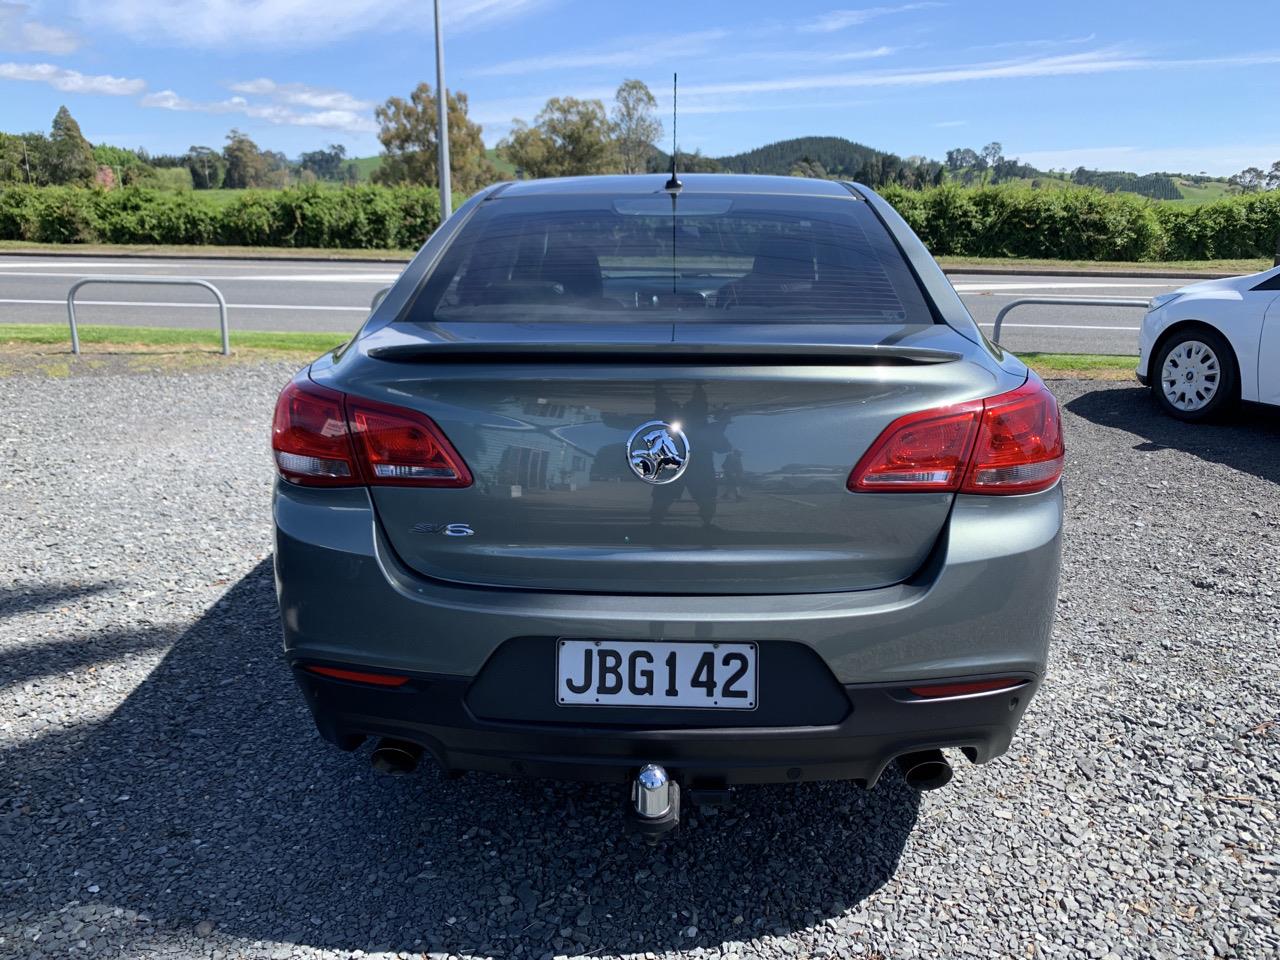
xmin=271 ymin=375 xmax=472 ymax=488
xmin=848 ymin=376 xmax=1063 ymax=496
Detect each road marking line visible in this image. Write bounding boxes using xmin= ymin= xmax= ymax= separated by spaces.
xmin=953 ymin=281 xmax=1173 ymax=292
xmin=0 ymin=298 xmax=369 ymax=311
xmin=0 ymin=269 xmax=397 ymax=283
xmin=978 ymin=322 xmax=1139 ymax=331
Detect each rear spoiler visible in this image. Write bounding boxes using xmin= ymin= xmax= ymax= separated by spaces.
xmin=366 ymin=341 xmax=963 ymax=365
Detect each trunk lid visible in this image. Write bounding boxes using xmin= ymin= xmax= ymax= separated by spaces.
xmin=320 ymin=321 xmax=1017 ymax=595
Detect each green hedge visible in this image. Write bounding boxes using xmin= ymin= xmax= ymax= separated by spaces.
xmin=0 ymin=184 xmax=442 ymax=249
xmin=1 ymin=182 xmax=1278 ymax=259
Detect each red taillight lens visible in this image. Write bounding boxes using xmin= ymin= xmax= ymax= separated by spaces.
xmin=960 ymin=378 xmax=1064 ymax=495
xmin=347 ymin=397 xmax=472 ymax=487
xmin=848 ymin=403 xmax=982 ymax=492
xmin=272 ymin=379 xmax=356 ymax=486
xmin=849 ymin=376 xmax=1063 ymax=496
xmin=908 ymin=677 xmax=1027 ymax=699
xmin=303 ymin=664 xmax=410 ymax=687
xmin=271 ymin=375 xmax=471 ymax=488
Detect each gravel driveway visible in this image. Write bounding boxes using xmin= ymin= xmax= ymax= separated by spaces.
xmin=2 ymin=361 xmax=1277 ymax=960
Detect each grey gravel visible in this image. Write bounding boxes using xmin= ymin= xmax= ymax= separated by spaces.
xmin=1 ymin=362 xmax=1278 ymax=960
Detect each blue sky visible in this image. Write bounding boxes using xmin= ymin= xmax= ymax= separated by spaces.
xmin=2 ymin=0 xmax=1278 ymax=175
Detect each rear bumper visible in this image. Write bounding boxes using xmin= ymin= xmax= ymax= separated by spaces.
xmin=274 ymin=480 xmax=1062 ymax=784
xmin=291 ymin=664 xmax=1039 ymax=786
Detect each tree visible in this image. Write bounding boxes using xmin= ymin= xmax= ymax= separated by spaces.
xmin=186 ymin=146 xmax=224 ymax=189
xmin=611 ymin=79 xmax=661 ymax=175
xmin=1229 ymin=167 xmax=1265 ymax=194
xmin=299 ymin=144 xmax=347 ymax=181
xmin=373 ymin=83 xmax=495 ymax=191
xmin=980 ymin=141 xmax=1003 ymax=185
xmin=46 ymin=106 xmax=95 ymax=185
xmin=501 ymin=97 xmax=617 ymax=179
xmin=222 ymin=129 xmax=268 ymax=188
xmin=1266 ymin=161 xmax=1280 ymax=191
xmin=945 ymin=147 xmax=978 ymax=174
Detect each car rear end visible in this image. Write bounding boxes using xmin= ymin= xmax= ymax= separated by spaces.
xmin=272 ymin=175 xmax=1062 ymax=811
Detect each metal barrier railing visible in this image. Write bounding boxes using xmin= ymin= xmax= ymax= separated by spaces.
xmin=371 ymin=286 xmax=391 ymax=311
xmin=67 ymin=276 xmax=230 ymax=356
xmin=990 ymin=297 xmax=1151 ymax=345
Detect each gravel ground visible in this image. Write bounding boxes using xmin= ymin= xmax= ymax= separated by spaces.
xmin=1 ymin=361 xmax=1278 ymax=960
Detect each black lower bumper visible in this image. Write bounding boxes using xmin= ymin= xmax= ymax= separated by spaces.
xmin=290 ymin=660 xmax=1039 ymax=787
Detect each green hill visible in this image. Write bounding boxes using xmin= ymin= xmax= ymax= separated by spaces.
xmin=713 ymin=136 xmax=895 ymax=179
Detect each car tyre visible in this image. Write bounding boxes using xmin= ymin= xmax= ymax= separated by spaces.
xmin=1151 ymin=327 xmax=1238 ymax=422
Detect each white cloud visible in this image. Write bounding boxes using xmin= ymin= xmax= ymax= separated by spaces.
xmin=968 ymin=33 xmax=1096 ymax=53
xmin=475 ymin=29 xmax=726 ymax=77
xmin=677 ymin=48 xmax=1280 ymax=97
xmin=0 ymin=2 xmax=81 ymax=54
xmin=799 ymin=3 xmax=943 ymax=34
xmin=141 ymin=84 xmax=376 ymax=134
xmin=0 ymin=61 xmax=144 ymax=94
xmin=77 ymin=0 xmax=549 ymax=49
xmin=228 ymin=78 xmax=373 ymax=112
xmin=933 ymin=119 xmax=966 ymax=127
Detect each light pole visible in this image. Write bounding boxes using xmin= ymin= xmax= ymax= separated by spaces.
xmin=434 ymin=0 xmax=452 ymax=220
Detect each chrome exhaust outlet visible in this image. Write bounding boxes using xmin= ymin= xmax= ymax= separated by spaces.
xmin=370 ymin=738 xmax=423 ymax=776
xmin=896 ymin=749 xmax=953 ymax=791
xmin=629 ymin=763 xmax=680 ymax=840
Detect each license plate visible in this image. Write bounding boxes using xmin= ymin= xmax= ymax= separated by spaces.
xmin=556 ymin=640 xmax=757 ymax=709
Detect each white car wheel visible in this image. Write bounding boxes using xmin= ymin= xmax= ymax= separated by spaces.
xmin=1160 ymin=339 xmax=1220 ymax=412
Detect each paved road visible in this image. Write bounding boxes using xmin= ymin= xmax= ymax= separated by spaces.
xmin=0 ymin=254 xmax=1194 ymax=355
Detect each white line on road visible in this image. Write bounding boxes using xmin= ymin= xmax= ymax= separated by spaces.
xmin=0 ymin=269 xmax=398 ymax=283
xmin=978 ymin=322 xmax=1139 ymax=331
xmin=0 ymin=298 xmax=369 ymax=312
xmin=952 ymin=281 xmax=1175 ymax=292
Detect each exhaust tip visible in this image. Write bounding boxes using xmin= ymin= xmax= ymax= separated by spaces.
xmin=896 ymin=749 xmax=953 ymax=791
xmin=370 ymin=738 xmax=423 ymax=776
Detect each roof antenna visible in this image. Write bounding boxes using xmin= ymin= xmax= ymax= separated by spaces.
xmin=664 ymin=72 xmax=682 ymax=193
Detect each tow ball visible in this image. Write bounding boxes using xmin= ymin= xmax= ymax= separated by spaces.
xmin=628 ymin=763 xmax=680 ymax=841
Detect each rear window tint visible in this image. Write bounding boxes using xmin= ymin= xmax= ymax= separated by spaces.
xmin=405 ymin=191 xmax=933 ymax=324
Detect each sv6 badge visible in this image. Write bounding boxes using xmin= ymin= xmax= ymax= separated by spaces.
xmin=412 ymin=522 xmax=475 ymax=537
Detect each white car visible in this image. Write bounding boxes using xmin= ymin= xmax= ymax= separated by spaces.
xmin=1137 ymin=265 xmax=1280 ymax=420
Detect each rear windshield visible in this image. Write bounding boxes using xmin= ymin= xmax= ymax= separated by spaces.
xmin=405 ymin=191 xmax=933 ymax=324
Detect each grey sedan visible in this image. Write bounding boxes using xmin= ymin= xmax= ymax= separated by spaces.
xmin=271 ymin=174 xmax=1063 ymax=834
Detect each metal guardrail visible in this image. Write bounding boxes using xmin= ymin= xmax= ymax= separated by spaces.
xmin=990 ymin=296 xmax=1151 ymax=344
xmin=371 ymin=286 xmax=391 ymax=311
xmin=67 ymin=276 xmax=230 ymax=356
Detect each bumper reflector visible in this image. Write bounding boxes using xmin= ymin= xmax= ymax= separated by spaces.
xmin=908 ymin=677 xmax=1026 ymax=699
xmin=304 ymin=665 xmax=410 ymax=687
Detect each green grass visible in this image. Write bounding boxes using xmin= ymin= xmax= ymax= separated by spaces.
xmin=486 ymin=147 xmax=517 ymax=178
xmin=936 ymin=255 xmax=1270 ymax=275
xmin=348 ymin=155 xmax=382 ymax=181
xmin=1 ymin=323 xmax=1139 ymax=380
xmin=1019 ymin=352 xmax=1136 ymax=378
xmin=1173 ymin=178 xmax=1234 ymax=205
xmin=1 ymin=323 xmax=348 ymax=354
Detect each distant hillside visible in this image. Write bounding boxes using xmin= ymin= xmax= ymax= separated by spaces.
xmin=714 ymin=136 xmax=894 ymax=179
xmin=349 ymin=149 xmax=515 ymax=181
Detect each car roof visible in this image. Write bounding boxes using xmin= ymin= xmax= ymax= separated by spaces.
xmin=495 ymin=173 xmax=859 ymax=199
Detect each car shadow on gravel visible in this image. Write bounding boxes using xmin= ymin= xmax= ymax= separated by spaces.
xmin=2 ymin=559 xmax=920 ymax=957
xmin=1066 ymin=385 xmax=1280 ymax=483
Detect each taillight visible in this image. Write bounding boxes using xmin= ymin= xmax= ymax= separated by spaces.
xmin=848 ymin=376 xmax=1063 ymax=496
xmin=347 ymin=397 xmax=472 ymax=487
xmin=961 ymin=379 xmax=1064 ymax=494
xmin=272 ymin=379 xmax=356 ymax=486
xmin=271 ymin=374 xmax=471 ymax=488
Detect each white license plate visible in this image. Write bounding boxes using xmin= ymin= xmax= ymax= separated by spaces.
xmin=556 ymin=640 xmax=757 ymax=709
